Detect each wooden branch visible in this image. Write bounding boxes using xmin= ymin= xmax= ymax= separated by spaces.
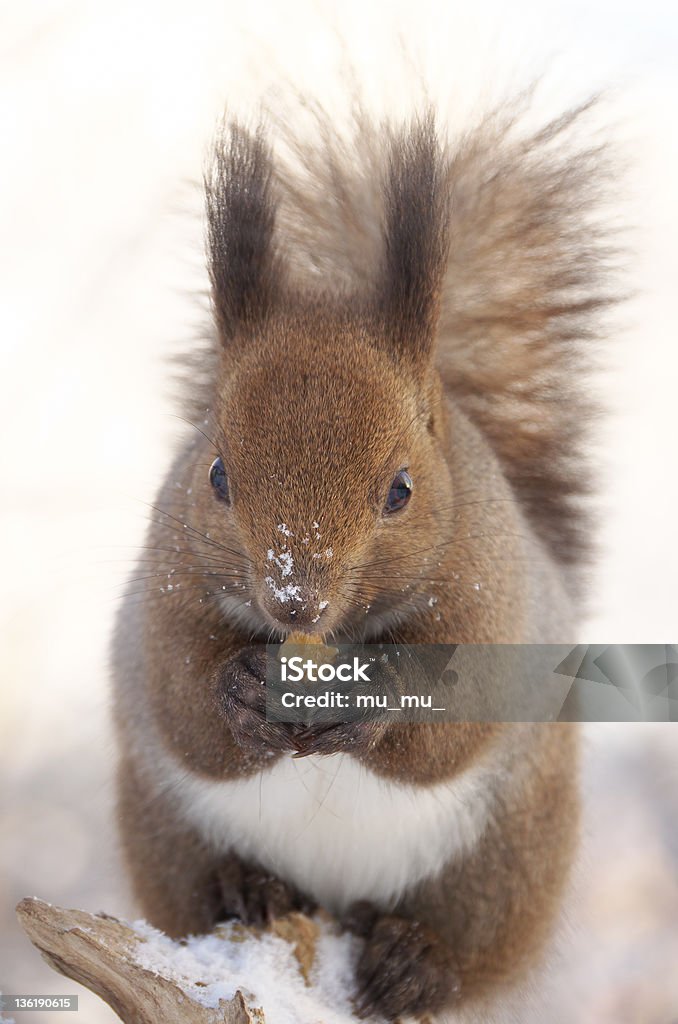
xmin=15 ymin=898 xmax=323 ymax=1024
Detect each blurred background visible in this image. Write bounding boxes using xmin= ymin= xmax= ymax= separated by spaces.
xmin=0 ymin=1 xmax=677 ymax=1021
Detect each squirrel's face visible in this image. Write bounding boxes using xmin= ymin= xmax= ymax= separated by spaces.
xmin=183 ymin=118 xmax=464 ymax=639
xmin=190 ymin=317 xmax=453 ymax=641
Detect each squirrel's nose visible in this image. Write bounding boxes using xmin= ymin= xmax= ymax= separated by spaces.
xmin=259 ymin=582 xmax=328 ymax=629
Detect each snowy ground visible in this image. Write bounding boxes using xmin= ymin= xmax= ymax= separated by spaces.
xmin=1 ymin=1 xmax=677 ymax=1022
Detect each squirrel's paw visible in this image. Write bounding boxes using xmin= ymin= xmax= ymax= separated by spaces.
xmin=292 ymin=655 xmax=397 ymax=758
xmin=291 ymin=719 xmax=384 ymax=758
xmin=217 ymin=857 xmax=314 ymax=926
xmin=353 ymin=913 xmax=460 ymax=1020
xmin=218 ymin=646 xmax=295 ymax=755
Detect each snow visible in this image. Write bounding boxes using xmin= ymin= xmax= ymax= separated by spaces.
xmin=267 ymin=549 xmax=294 ymax=578
xmin=265 ymin=577 xmax=303 ymax=604
xmin=131 ymin=916 xmax=365 ymax=1024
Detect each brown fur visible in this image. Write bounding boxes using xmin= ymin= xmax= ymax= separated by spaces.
xmin=112 ymin=97 xmax=614 ymax=1020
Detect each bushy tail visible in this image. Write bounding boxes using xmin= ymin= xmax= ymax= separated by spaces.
xmin=435 ymin=100 xmax=618 ymax=564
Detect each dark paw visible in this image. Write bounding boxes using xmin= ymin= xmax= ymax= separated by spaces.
xmin=354 ymin=914 xmax=460 ymax=1020
xmin=217 ymin=857 xmax=314 ymax=926
xmin=291 ymin=654 xmax=399 ymax=758
xmin=341 ymin=900 xmax=380 ymax=938
xmin=292 ymin=718 xmax=386 ymax=758
xmin=218 ymin=646 xmax=296 ymax=755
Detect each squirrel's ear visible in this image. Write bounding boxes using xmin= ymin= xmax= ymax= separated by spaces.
xmin=378 ymin=115 xmax=451 ymax=365
xmin=205 ymin=122 xmax=281 ymax=341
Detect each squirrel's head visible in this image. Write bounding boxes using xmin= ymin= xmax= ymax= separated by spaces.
xmin=178 ymin=117 xmax=458 ymax=640
xmin=202 ymin=312 xmax=452 ymax=638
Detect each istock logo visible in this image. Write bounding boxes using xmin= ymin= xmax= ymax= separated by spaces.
xmin=267 ymin=644 xmax=678 ymax=725
xmin=280 ymin=655 xmax=372 ymax=683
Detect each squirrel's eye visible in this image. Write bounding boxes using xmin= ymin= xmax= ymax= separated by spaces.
xmin=384 ymin=470 xmax=413 ymax=514
xmin=209 ymin=456 xmax=230 ymax=502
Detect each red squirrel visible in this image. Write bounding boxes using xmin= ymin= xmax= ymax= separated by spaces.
xmin=112 ymin=97 xmax=614 ymax=1020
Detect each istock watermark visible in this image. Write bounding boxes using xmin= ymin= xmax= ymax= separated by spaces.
xmin=264 ymin=643 xmax=678 ymax=725
xmin=280 ymin=655 xmax=372 ymax=683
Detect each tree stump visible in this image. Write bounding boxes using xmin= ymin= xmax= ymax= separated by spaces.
xmin=15 ymin=898 xmax=328 ymax=1024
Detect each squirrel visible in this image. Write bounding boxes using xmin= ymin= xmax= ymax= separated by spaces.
xmin=112 ymin=95 xmax=614 ymax=1020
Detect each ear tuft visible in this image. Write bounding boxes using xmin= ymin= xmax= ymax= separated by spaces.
xmin=379 ymin=114 xmax=451 ymax=362
xmin=205 ymin=122 xmax=281 ymax=340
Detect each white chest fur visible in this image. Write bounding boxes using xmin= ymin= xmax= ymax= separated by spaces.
xmin=163 ymin=751 xmax=495 ymax=913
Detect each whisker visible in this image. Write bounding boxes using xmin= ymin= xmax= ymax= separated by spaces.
xmin=109 ymin=582 xmax=231 ymax=607
xmin=129 ymin=543 xmax=250 ymax=572
xmin=374 ymin=402 xmax=440 ymax=481
xmin=118 ymin=569 xmax=246 ymax=588
xmin=171 ymin=414 xmax=222 ymax=453
xmin=349 ymin=529 xmax=531 ymax=573
xmin=143 ymin=508 xmax=254 ymax=567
